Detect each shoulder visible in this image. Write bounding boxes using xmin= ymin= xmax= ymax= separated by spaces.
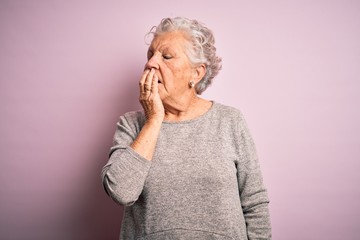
xmin=118 ymin=109 xmax=146 ymax=131
xmin=121 ymin=109 xmax=145 ymax=122
xmin=211 ymin=102 xmax=250 ymax=135
xmin=212 ymin=102 xmax=245 ymax=121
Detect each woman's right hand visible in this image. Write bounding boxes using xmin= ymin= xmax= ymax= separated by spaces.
xmin=139 ymin=68 xmax=164 ymax=122
xmin=131 ymin=68 xmax=164 ymax=160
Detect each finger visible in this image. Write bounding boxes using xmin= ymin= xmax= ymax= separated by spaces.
xmin=139 ymin=69 xmax=150 ymax=94
xmin=151 ymin=73 xmax=159 ymax=95
xmin=144 ymin=68 xmax=155 ymax=94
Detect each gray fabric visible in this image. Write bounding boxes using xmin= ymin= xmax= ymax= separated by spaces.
xmin=101 ymin=102 xmax=271 ymax=240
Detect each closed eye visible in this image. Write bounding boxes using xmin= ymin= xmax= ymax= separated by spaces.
xmin=163 ymin=55 xmax=172 ymax=60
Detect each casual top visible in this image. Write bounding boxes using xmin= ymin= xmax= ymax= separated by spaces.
xmin=101 ymin=102 xmax=271 ymax=240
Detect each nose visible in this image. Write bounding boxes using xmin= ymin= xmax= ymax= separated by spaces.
xmin=145 ymin=54 xmax=160 ymax=70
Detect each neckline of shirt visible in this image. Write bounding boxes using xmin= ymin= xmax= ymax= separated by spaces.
xmin=162 ymin=101 xmax=217 ymax=125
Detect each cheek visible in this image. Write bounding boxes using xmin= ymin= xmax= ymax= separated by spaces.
xmin=172 ymin=63 xmax=191 ymax=78
xmin=162 ymin=62 xmax=193 ymax=86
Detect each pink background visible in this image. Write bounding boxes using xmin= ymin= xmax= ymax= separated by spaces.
xmin=1 ymin=0 xmax=359 ymax=239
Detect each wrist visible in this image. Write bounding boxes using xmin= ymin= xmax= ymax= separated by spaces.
xmin=146 ymin=115 xmax=163 ymax=125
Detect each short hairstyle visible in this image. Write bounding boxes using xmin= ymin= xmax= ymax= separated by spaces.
xmin=148 ymin=17 xmax=222 ymax=94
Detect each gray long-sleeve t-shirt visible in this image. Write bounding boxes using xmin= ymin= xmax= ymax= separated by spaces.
xmin=101 ymin=102 xmax=271 ymax=240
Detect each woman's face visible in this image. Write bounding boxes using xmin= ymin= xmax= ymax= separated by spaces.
xmin=145 ymin=31 xmax=196 ymax=105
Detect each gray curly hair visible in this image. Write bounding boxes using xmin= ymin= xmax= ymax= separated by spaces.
xmin=148 ymin=17 xmax=222 ymax=94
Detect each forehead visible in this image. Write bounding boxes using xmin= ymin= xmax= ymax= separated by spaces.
xmin=149 ymin=31 xmax=189 ymax=51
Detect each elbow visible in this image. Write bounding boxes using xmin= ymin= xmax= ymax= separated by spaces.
xmin=108 ymin=187 xmax=138 ymax=206
xmin=241 ymin=189 xmax=270 ymax=214
xmin=102 ymin=175 xmax=139 ymax=206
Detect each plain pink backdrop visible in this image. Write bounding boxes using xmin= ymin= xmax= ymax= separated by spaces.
xmin=1 ymin=0 xmax=359 ymax=239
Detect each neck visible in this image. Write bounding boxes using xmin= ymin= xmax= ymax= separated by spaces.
xmin=163 ymin=95 xmax=212 ymax=122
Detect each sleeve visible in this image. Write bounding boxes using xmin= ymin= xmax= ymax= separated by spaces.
xmin=101 ymin=113 xmax=152 ymax=206
xmin=236 ymin=113 xmax=272 ymax=239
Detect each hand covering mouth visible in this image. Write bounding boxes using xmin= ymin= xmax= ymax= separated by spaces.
xmin=154 ymin=73 xmax=162 ymax=83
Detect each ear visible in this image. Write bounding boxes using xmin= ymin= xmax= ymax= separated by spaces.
xmin=193 ymin=64 xmax=206 ymax=83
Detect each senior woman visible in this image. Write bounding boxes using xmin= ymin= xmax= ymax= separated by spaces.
xmin=101 ymin=17 xmax=271 ymax=239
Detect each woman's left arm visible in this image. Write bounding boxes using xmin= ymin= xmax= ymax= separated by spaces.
xmin=236 ymin=114 xmax=272 ymax=240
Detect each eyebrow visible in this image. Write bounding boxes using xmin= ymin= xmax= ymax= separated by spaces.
xmin=161 ymin=47 xmax=170 ymax=52
xmin=148 ymin=45 xmax=172 ymax=53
